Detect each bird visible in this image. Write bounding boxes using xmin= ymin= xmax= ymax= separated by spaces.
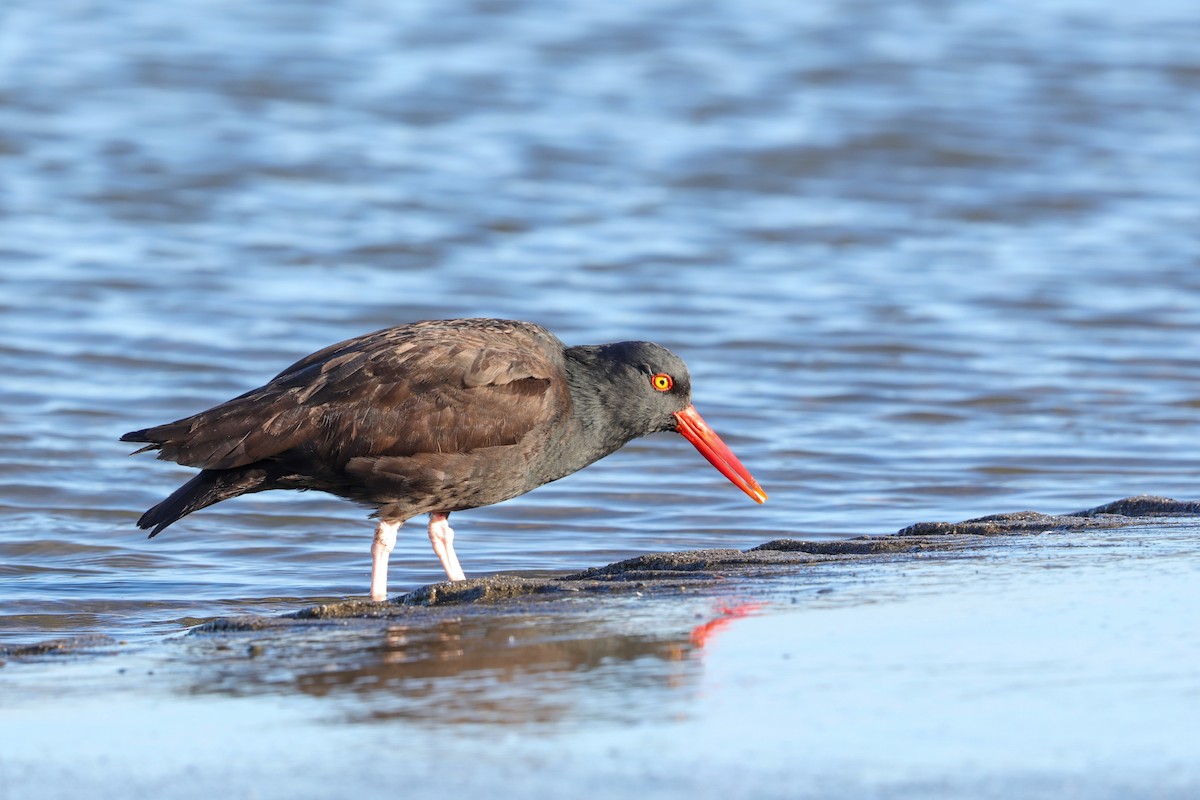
xmin=122 ymin=318 xmax=767 ymax=601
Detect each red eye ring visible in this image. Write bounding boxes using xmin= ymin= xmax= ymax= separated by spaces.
xmin=651 ymin=373 xmax=673 ymax=392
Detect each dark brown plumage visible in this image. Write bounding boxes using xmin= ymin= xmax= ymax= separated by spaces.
xmin=123 ymin=318 xmax=766 ymax=600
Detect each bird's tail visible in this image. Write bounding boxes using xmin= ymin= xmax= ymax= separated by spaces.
xmin=137 ymin=466 xmax=275 ymax=537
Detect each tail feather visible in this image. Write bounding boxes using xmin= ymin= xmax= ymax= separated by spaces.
xmin=138 ymin=467 xmax=275 ymax=537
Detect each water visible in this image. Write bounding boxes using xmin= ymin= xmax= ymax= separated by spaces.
xmin=2 ymin=0 xmax=1200 ymax=649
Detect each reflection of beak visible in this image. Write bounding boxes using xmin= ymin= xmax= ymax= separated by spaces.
xmin=690 ymin=602 xmax=763 ymax=648
xmin=672 ymin=404 xmax=768 ymax=504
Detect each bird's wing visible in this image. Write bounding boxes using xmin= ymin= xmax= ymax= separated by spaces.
xmin=124 ymin=321 xmax=568 ymax=470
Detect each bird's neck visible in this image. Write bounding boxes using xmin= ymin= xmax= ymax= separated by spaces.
xmin=559 ymin=345 xmax=638 ymax=455
xmin=534 ymin=345 xmax=647 ymax=482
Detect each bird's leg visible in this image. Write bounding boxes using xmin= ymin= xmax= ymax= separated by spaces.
xmin=369 ymin=519 xmax=402 ymax=602
xmin=428 ymin=512 xmax=466 ymax=582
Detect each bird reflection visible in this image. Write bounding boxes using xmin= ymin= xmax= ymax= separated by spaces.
xmin=185 ymin=601 xmax=760 ymax=726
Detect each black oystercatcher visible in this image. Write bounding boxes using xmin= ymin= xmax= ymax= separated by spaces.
xmin=123 ymin=319 xmax=767 ymax=600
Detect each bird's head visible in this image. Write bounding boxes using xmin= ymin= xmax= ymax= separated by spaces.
xmin=590 ymin=341 xmax=767 ymax=505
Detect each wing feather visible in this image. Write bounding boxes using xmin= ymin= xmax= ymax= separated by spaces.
xmin=123 ymin=320 xmax=568 ymax=470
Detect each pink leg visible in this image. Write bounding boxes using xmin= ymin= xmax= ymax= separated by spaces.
xmin=428 ymin=512 xmax=466 ymax=582
xmin=369 ymin=519 xmax=401 ymax=602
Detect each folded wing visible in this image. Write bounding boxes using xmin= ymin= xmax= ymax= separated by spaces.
xmin=121 ymin=321 xmax=567 ymax=470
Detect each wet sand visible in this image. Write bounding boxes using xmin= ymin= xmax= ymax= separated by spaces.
xmin=2 ymin=496 xmax=1198 ymax=799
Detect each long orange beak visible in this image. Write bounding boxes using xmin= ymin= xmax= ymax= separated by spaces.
xmin=672 ymin=404 xmax=768 ymax=504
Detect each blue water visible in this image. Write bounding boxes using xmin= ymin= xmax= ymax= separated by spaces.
xmin=2 ymin=0 xmax=1199 ymax=647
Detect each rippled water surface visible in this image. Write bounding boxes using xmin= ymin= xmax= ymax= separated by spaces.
xmin=2 ymin=0 xmax=1199 ymax=644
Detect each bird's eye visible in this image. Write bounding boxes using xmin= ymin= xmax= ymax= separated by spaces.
xmin=651 ymin=373 xmax=673 ymax=392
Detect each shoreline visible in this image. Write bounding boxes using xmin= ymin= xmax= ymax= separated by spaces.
xmin=5 ymin=494 xmax=1194 ymax=659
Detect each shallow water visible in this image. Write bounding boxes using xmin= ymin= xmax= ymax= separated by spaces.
xmin=2 ymin=0 xmax=1200 ymax=647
